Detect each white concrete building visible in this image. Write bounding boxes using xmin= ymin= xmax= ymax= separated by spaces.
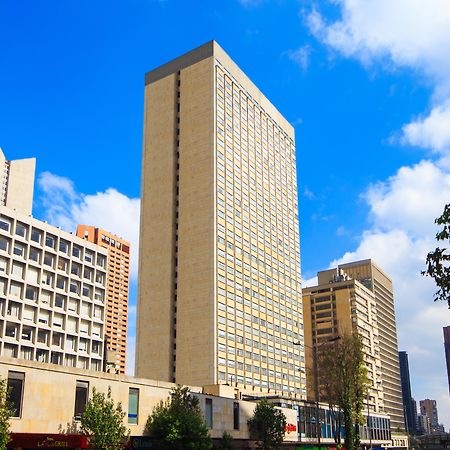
xmin=0 ymin=206 xmax=108 ymax=371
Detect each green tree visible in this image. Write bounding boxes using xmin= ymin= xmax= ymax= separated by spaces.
xmin=0 ymin=377 xmax=11 ymax=450
xmin=316 ymin=333 xmax=369 ymax=450
xmin=423 ymin=203 xmax=450 ymax=308
xmin=215 ymin=431 xmax=235 ymax=450
xmin=248 ymin=398 xmax=286 ymax=450
xmin=80 ymin=387 xmax=130 ymax=450
xmin=145 ymin=385 xmax=212 ymax=450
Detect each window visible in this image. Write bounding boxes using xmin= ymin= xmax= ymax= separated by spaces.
xmin=79 ymin=338 xmax=88 ymax=352
xmin=233 ymin=402 xmax=240 ymax=430
xmin=8 ymin=371 xmax=25 ymax=417
xmin=29 ymin=247 xmax=41 ymax=263
xmin=37 ymin=329 xmax=49 ymax=344
xmin=72 ymin=245 xmax=81 ymax=259
xmin=84 ymin=251 xmax=93 ymax=264
xmin=205 ymin=398 xmax=213 ymax=429
xmin=13 ymin=243 xmax=24 ymax=257
xmin=59 ymin=239 xmax=69 ymax=254
xmin=45 ymin=234 xmax=56 ymax=249
xmin=91 ymin=341 xmax=101 ymax=355
xmin=95 ymin=272 xmax=105 ymax=284
xmin=70 ymin=280 xmax=80 ymax=294
xmin=58 ymin=257 xmax=69 ymax=272
xmin=31 ymin=228 xmax=41 ymax=243
xmin=9 ymin=282 xmax=22 ymax=298
xmin=15 ymin=223 xmax=26 ymax=238
xmin=74 ymin=381 xmax=89 ymax=419
xmin=25 ymin=286 xmax=37 ymax=302
xmin=55 ymin=294 xmax=65 ymax=309
xmin=36 ymin=349 xmax=48 ymax=363
xmin=71 ymin=263 xmax=81 ymax=277
xmin=128 ymin=388 xmax=139 ymax=424
xmin=56 ymin=275 xmax=67 ymax=290
xmin=7 ymin=301 xmax=20 ymax=317
xmin=11 ymin=262 xmax=24 ymax=278
xmin=96 ymin=254 xmax=106 ymax=268
xmin=44 ymin=253 xmax=54 ymax=268
xmin=0 ymin=218 xmax=10 ymax=232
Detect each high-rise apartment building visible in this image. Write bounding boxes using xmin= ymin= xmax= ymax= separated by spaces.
xmin=0 ymin=148 xmax=35 ymax=215
xmin=444 ymin=326 xmax=450 ymax=395
xmin=329 ymin=260 xmax=405 ymax=431
xmin=76 ymin=225 xmax=130 ymax=374
xmin=399 ymin=351 xmax=417 ymax=434
xmin=419 ymin=399 xmax=439 ymax=432
xmin=0 ymin=206 xmax=108 ymax=371
xmin=302 ymin=268 xmax=384 ymax=413
xmin=136 ymin=41 xmax=305 ymax=396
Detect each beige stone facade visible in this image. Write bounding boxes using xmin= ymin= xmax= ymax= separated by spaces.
xmin=0 ymin=147 xmax=35 ymax=216
xmin=0 ymin=356 xmax=299 ymax=442
xmin=76 ymin=225 xmax=130 ymax=374
xmin=137 ymin=41 xmax=305 ymax=397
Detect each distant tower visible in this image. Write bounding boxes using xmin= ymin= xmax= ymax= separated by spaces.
xmin=0 ymin=147 xmax=36 ymax=215
xmin=419 ymin=399 xmax=439 ymax=432
xmin=302 ymin=268 xmax=384 ymax=413
xmin=310 ymin=259 xmax=405 ymax=432
xmin=444 ymin=326 xmax=450 ymax=395
xmin=77 ymin=225 xmax=130 ymax=374
xmin=399 ymin=351 xmax=417 ymax=434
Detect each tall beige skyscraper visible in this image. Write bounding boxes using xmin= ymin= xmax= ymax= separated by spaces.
xmin=136 ymin=41 xmax=305 ymax=397
xmin=316 ymin=260 xmax=405 ymax=431
xmin=0 ymin=148 xmax=35 ymax=215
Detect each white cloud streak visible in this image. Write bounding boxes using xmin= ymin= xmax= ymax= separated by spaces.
xmin=286 ymin=45 xmax=311 ymax=70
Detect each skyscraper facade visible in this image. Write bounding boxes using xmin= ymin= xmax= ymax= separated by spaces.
xmin=444 ymin=326 xmax=450 ymax=395
xmin=399 ymin=351 xmax=417 ymax=434
xmin=313 ymin=260 xmax=405 ymax=431
xmin=0 ymin=147 xmax=35 ymax=215
xmin=302 ymin=269 xmax=384 ymax=413
xmin=136 ymin=41 xmax=305 ymax=396
xmin=77 ymin=225 xmax=130 ymax=374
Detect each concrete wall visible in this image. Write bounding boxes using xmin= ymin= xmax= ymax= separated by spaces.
xmin=7 ymin=158 xmax=36 ymax=216
xmin=136 ymin=73 xmax=178 ymax=381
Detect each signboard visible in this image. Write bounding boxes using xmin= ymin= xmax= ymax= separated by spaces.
xmin=8 ymin=433 xmax=89 ymax=448
xmin=285 ymin=423 xmax=297 ymax=434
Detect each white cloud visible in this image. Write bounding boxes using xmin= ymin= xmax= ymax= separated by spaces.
xmin=363 ymin=160 xmax=450 ymax=236
xmin=286 ymin=45 xmax=311 ymax=70
xmin=327 ymin=160 xmax=450 ymax=428
xmin=37 ymin=172 xmax=140 ymax=280
xmin=306 ymin=0 xmax=450 ymax=157
xmin=402 ymin=103 xmax=450 ymax=156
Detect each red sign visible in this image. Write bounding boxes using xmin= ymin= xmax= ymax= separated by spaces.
xmin=9 ymin=433 xmax=90 ymax=448
xmin=285 ymin=423 xmax=297 ymax=433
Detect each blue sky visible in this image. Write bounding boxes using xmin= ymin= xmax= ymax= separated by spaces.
xmin=1 ymin=0 xmax=449 ymax=427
